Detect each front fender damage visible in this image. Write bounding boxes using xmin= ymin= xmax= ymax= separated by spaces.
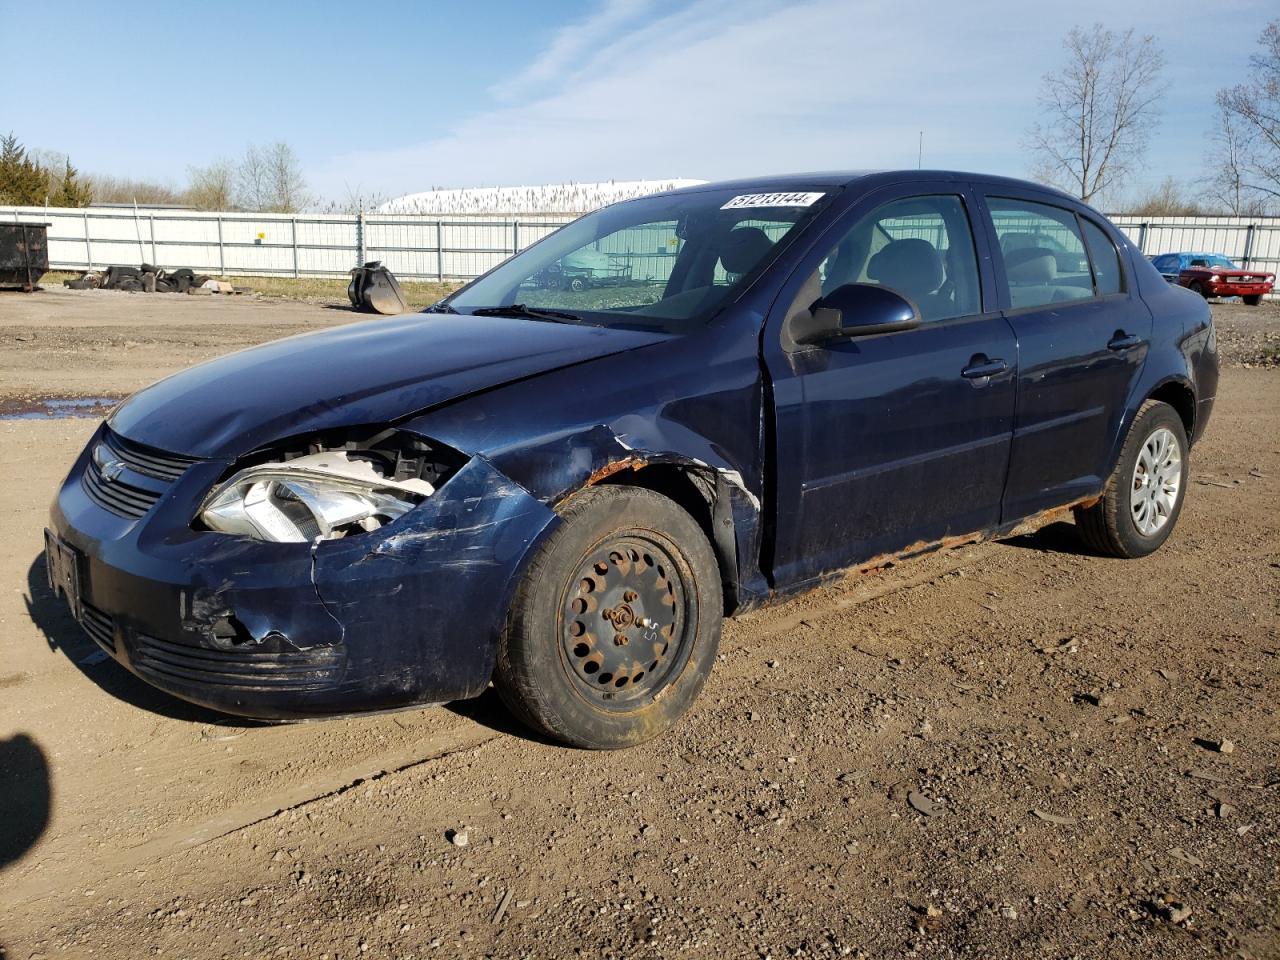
xmin=307 ymin=455 xmax=560 ymax=702
xmin=486 ymin=423 xmax=768 ymax=613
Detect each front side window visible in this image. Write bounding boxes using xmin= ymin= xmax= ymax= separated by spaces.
xmin=1081 ymin=218 xmax=1124 ymax=295
xmin=989 ymin=198 xmax=1093 ymax=309
xmin=813 ymin=194 xmax=981 ymax=322
xmin=447 ymin=187 xmax=835 ymax=332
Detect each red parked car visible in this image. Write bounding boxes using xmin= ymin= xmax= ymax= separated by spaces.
xmin=1149 ymin=253 xmax=1274 ymax=305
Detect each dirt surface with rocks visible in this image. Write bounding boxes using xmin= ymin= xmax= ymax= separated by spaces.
xmin=0 ymin=292 xmax=1276 ymax=960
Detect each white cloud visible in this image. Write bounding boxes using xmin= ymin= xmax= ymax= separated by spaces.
xmin=309 ymin=0 xmax=1272 ymax=202
xmin=490 ymin=0 xmax=653 ymax=101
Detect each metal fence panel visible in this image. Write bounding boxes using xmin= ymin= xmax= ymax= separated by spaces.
xmin=2 ymin=205 xmax=1275 ymax=297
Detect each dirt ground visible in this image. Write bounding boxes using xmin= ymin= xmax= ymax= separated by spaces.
xmin=0 ymin=289 xmax=1276 ymax=960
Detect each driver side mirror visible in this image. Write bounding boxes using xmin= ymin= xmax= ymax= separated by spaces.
xmin=792 ymin=283 xmax=921 ymax=346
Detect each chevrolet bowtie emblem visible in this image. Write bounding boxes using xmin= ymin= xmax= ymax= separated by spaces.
xmin=99 ymin=458 xmax=126 ymax=482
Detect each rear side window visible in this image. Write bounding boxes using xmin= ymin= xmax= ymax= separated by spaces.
xmin=1081 ymin=218 xmax=1124 ymax=295
xmin=989 ymin=198 xmax=1093 ymax=309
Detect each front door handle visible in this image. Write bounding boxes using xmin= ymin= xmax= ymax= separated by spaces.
xmin=961 ymin=358 xmax=1009 ymax=380
xmin=1107 ymin=332 xmax=1145 ymax=351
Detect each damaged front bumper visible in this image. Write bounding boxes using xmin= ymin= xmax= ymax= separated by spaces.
xmin=47 ymin=426 xmax=558 ymax=719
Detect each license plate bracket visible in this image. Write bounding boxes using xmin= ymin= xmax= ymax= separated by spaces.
xmin=45 ymin=530 xmax=83 ymax=620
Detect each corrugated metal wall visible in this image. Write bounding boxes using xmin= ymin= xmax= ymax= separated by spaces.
xmin=3 ymin=205 xmax=1277 ymax=295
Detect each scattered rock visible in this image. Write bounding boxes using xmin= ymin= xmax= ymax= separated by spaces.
xmin=1030 ymin=809 xmax=1077 ymax=826
xmin=907 ymin=791 xmax=943 ymax=817
xmin=1150 ymin=897 xmax=1193 ymax=925
xmin=1194 ymin=737 xmax=1235 ymax=754
xmin=1167 ymin=847 xmax=1204 ymax=868
xmin=447 ymin=829 xmax=469 ymax=848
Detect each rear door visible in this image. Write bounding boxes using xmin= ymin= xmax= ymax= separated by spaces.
xmin=975 ymin=191 xmax=1152 ymax=521
xmin=763 ymin=183 xmax=1018 ymax=587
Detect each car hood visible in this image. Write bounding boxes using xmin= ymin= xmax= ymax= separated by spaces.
xmin=1187 ymin=267 xmax=1266 ymax=277
xmin=109 ymin=312 xmax=672 ymax=459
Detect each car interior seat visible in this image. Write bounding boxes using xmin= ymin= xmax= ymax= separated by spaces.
xmin=865 ymin=238 xmax=949 ymax=319
xmin=1004 ymin=246 xmax=1078 ymax=307
xmin=719 ymin=227 xmax=775 ymax=279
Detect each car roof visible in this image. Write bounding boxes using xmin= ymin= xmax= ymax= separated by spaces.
xmin=654 ymin=170 xmax=1084 ymax=206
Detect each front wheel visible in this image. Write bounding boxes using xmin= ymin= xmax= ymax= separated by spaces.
xmin=495 ymin=485 xmax=722 ymax=749
xmin=1073 ymin=400 xmax=1189 ymax=558
xmin=1188 ymin=281 xmax=1209 ymax=299
xmin=1243 ymin=294 xmax=1263 ymax=306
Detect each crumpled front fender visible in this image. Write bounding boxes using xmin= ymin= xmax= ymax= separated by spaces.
xmin=310 ymin=455 xmax=560 ymax=702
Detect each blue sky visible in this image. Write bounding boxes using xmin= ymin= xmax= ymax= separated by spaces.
xmin=6 ymin=0 xmax=1274 ymax=205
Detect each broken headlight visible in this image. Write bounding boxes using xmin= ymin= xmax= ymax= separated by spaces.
xmin=200 ymin=449 xmax=438 ymax=543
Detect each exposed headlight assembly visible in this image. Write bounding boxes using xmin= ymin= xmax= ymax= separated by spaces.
xmin=200 ymin=451 xmax=435 ymax=543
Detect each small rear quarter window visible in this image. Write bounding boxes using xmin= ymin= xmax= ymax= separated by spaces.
xmin=1081 ymin=219 xmax=1124 ymax=295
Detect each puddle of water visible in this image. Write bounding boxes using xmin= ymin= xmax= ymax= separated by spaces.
xmin=0 ymin=396 xmax=121 ymax=420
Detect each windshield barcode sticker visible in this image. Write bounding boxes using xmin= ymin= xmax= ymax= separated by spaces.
xmin=721 ymin=192 xmax=824 ymax=210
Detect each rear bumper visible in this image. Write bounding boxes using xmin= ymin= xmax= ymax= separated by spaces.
xmin=47 ymin=430 xmax=558 ymax=719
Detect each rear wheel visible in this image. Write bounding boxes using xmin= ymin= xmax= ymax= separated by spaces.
xmin=1243 ymin=294 xmax=1263 ymax=306
xmin=495 ymin=485 xmax=722 ymax=749
xmin=1074 ymin=400 xmax=1189 ymax=558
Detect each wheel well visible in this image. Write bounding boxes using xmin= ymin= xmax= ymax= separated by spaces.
xmin=594 ymin=464 xmax=740 ymax=614
xmin=1147 ymin=381 xmax=1196 ymax=440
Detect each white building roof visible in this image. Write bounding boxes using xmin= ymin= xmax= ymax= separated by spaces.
xmin=377 ymin=179 xmax=706 ymax=216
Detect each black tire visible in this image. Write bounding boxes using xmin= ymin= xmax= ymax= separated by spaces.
xmin=495 ymin=485 xmax=722 ymax=749
xmin=1073 ymin=400 xmax=1189 ymax=558
xmin=568 ymin=277 xmax=586 ymax=292
xmin=1188 ymin=281 xmax=1209 ymax=299
xmin=1242 ymin=294 xmax=1262 ymax=306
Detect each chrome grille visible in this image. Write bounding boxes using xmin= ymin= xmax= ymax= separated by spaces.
xmin=80 ymin=429 xmax=199 ymax=520
xmin=81 ymin=460 xmax=161 ymax=518
xmin=99 ymin=429 xmax=197 ymax=482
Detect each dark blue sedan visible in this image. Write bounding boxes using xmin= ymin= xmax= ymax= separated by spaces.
xmin=46 ymin=171 xmax=1218 ymax=748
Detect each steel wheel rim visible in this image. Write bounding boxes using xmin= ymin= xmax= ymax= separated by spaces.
xmin=1130 ymin=426 xmax=1182 ymax=536
xmin=558 ymin=532 xmax=695 ymax=710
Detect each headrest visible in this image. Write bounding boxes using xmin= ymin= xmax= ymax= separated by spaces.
xmin=1000 ymin=232 xmax=1041 ymax=252
xmin=1005 ymin=247 xmax=1057 ymax=284
xmin=866 ymin=238 xmax=944 ymax=296
xmin=720 ymin=227 xmax=775 ymax=276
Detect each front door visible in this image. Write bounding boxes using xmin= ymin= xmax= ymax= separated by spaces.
xmin=764 ymin=186 xmax=1018 ymax=589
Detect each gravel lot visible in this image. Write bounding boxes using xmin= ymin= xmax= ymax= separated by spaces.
xmin=0 ymin=289 xmax=1276 ymax=959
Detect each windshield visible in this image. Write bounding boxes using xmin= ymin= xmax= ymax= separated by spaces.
xmin=1189 ymin=255 xmax=1237 ymax=269
xmin=445 ymin=186 xmax=835 ymax=332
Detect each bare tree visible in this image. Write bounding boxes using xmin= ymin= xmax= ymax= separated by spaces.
xmin=186 ymin=160 xmax=236 ymax=211
xmin=1203 ymin=99 xmax=1253 ymax=213
xmin=235 ymin=142 xmax=309 ymax=212
xmin=1129 ymin=176 xmax=1206 ymax=216
xmin=1214 ymin=20 xmax=1280 ymax=210
xmin=1027 ymin=25 xmax=1166 ymax=203
xmin=235 ymin=144 xmax=271 ymax=212
xmin=263 ymin=142 xmax=309 ymax=213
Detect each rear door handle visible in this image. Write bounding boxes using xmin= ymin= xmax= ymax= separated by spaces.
xmin=1107 ymin=332 xmax=1144 ymax=351
xmin=961 ymin=358 xmax=1009 ymax=380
